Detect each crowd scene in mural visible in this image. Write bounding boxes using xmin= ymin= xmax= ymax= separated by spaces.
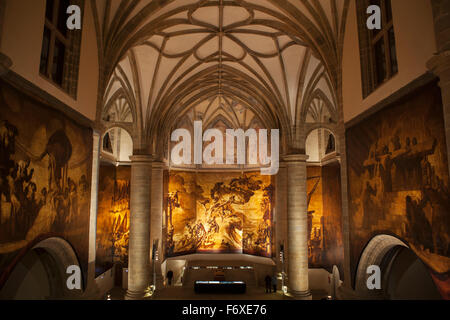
xmin=0 ymin=82 xmax=92 ymax=287
xmin=347 ymin=82 xmax=450 ymax=292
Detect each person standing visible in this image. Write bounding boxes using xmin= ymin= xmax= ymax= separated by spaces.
xmin=167 ymin=270 xmax=174 ymax=286
xmin=264 ymin=275 xmax=271 ymax=293
xmin=271 ymin=274 xmax=277 ymax=293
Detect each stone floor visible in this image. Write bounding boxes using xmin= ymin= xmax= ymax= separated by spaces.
xmin=106 ymin=286 xmax=329 ymax=300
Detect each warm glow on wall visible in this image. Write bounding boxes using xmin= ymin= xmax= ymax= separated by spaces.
xmin=164 ymin=171 xmax=273 ymax=258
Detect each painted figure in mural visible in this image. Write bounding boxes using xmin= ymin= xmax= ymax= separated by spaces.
xmin=405 ymin=195 xmax=433 ymax=251
xmin=422 ymin=188 xmax=450 ymax=256
xmin=306 ymin=175 xmax=321 ymax=263
xmin=109 ymin=179 xmax=130 ymax=263
xmin=0 ymin=121 xmax=17 ymax=227
xmin=362 ymin=181 xmax=378 ymax=230
xmin=356 ymin=128 xmax=450 ymax=272
xmin=166 ymin=191 xmax=180 ymax=256
xmin=0 ymin=122 xmax=45 ymax=241
xmin=39 ymin=129 xmax=72 ymax=192
xmin=0 ymin=118 xmax=87 ymax=247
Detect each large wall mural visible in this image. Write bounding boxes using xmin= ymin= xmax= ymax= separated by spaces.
xmin=307 ymin=165 xmax=344 ymax=274
xmin=164 ymin=171 xmax=273 ymax=258
xmin=95 ymin=164 xmax=130 ymax=277
xmin=0 ymin=81 xmax=92 ymax=288
xmin=346 ymin=81 xmax=450 ymax=295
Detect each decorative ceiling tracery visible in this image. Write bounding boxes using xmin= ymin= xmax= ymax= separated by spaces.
xmin=93 ymin=0 xmax=349 ymax=153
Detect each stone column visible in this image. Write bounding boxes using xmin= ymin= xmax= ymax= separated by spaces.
xmin=336 ymin=121 xmax=353 ymax=288
xmin=86 ymin=131 xmax=101 ymax=292
xmin=284 ymin=154 xmax=311 ymax=299
xmin=275 ymin=163 xmax=288 ymax=285
xmin=428 ymin=0 xmax=450 ymax=176
xmin=125 ymin=155 xmax=152 ymax=300
xmin=150 ymin=161 xmax=164 ymax=289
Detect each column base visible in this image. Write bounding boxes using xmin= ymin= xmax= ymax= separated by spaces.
xmin=125 ymin=288 xmax=153 ymax=300
xmin=154 ymin=274 xmax=165 ymax=289
xmin=288 ymin=289 xmax=312 ymax=300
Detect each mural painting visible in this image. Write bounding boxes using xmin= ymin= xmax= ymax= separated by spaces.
xmin=0 ymin=81 xmax=92 ymax=288
xmin=95 ymin=164 xmax=130 ymax=277
xmin=165 ymin=171 xmax=273 ymax=258
xmin=346 ymin=82 xmax=450 ymax=296
xmin=307 ymin=165 xmax=344 ymax=273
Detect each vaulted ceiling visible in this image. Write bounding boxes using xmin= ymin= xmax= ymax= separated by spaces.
xmin=92 ymin=0 xmax=349 ymax=154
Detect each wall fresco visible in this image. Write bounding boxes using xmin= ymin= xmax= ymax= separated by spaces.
xmin=95 ymin=164 xmax=130 ymax=277
xmin=346 ymin=82 xmax=450 ymax=295
xmin=307 ymin=165 xmax=344 ymax=273
xmin=165 ymin=171 xmax=273 ymax=258
xmin=0 ymin=81 xmax=92 ymax=288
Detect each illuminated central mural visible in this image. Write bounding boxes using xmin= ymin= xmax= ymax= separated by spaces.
xmin=164 ymin=171 xmax=273 ymax=258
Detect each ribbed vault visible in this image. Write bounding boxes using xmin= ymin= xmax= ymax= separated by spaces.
xmin=94 ymin=0 xmax=349 ymax=155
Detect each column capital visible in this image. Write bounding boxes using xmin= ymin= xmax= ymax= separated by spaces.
xmin=152 ymin=161 xmax=166 ymax=169
xmin=283 ymin=154 xmax=309 ymax=163
xmin=130 ymin=154 xmax=153 ymax=163
xmin=277 ymin=161 xmax=288 ymax=169
xmin=0 ymin=52 xmax=12 ymax=76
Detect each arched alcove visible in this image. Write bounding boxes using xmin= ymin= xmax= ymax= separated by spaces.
xmin=306 ymin=128 xmax=337 ymax=163
xmin=382 ymin=246 xmax=442 ymax=299
xmin=102 ymin=127 xmax=133 ymax=163
xmin=355 ymin=235 xmax=408 ymax=292
xmin=0 ymin=237 xmax=82 ymax=300
xmin=355 ymin=234 xmax=441 ymax=299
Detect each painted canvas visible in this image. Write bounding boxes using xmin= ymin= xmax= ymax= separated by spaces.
xmin=165 ymin=171 xmax=273 ymax=258
xmin=0 ymin=81 xmax=92 ymax=288
xmin=346 ymin=81 xmax=450 ymax=294
xmin=307 ymin=165 xmax=344 ymax=273
xmin=95 ymin=164 xmax=130 ymax=277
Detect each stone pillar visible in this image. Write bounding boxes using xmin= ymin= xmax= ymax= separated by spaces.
xmin=275 ymin=163 xmax=288 ymax=284
xmin=336 ymin=122 xmax=353 ymax=288
xmin=150 ymin=161 xmax=164 ymax=289
xmin=87 ymin=131 xmax=101 ymax=292
xmin=284 ymin=154 xmax=311 ymax=299
xmin=125 ymin=155 xmax=152 ymax=300
xmin=428 ymin=0 xmax=450 ymax=176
